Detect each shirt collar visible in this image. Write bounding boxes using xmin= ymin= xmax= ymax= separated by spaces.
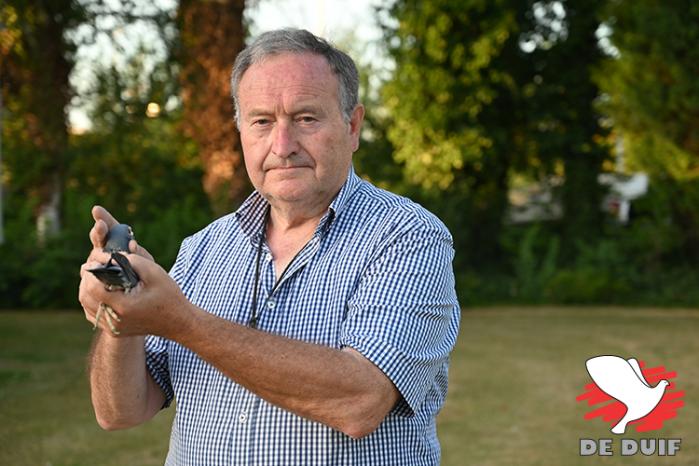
xmin=234 ymin=165 xmax=362 ymax=243
xmin=324 ymin=165 xmax=361 ymax=226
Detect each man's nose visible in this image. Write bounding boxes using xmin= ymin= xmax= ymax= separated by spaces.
xmin=270 ymin=121 xmax=299 ymax=158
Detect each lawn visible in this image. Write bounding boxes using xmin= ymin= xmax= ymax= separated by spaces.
xmin=1 ymin=307 xmax=697 ymax=465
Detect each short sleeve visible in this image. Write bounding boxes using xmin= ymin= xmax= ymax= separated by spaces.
xmin=145 ymin=334 xmax=174 ymax=408
xmin=341 ymin=219 xmax=460 ymax=415
xmin=143 ymin=236 xmax=193 ymax=409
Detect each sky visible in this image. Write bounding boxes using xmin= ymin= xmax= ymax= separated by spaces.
xmin=69 ymin=0 xmax=388 ymax=131
xmin=247 ymin=0 xmax=385 ymax=42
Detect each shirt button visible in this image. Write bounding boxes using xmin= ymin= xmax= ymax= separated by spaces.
xmin=266 ymin=299 xmax=276 ymax=309
xmin=239 ymin=412 xmax=248 ymax=423
xmin=265 ymin=253 xmax=273 ymax=262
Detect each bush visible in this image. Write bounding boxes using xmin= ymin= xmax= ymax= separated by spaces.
xmin=512 ymin=225 xmax=560 ymax=302
xmin=544 ymin=267 xmax=631 ymax=304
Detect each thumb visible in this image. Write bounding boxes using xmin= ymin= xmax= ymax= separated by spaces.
xmin=92 ymin=205 xmax=119 ymax=228
xmin=89 ymin=206 xmax=119 ymax=249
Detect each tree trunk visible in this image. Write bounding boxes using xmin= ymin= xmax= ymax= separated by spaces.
xmin=1 ymin=0 xmax=75 ymax=243
xmin=178 ymin=0 xmax=249 ymax=216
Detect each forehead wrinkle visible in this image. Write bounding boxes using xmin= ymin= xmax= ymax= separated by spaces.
xmin=241 ymin=82 xmax=338 ymax=120
xmin=243 ymin=92 xmax=328 ymax=117
xmin=240 ymin=53 xmax=336 ymax=92
xmin=238 ymin=53 xmax=341 ymax=114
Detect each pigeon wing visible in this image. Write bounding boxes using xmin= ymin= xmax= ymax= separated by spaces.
xmin=111 ymin=252 xmax=140 ymax=289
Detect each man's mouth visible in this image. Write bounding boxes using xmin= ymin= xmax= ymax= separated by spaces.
xmin=268 ymin=165 xmax=309 ymax=171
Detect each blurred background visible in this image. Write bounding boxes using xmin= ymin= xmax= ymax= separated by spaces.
xmin=3 ymin=0 xmax=699 ymax=308
xmin=1 ymin=1 xmax=698 ymax=465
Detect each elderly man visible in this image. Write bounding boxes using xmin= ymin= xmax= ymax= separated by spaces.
xmin=79 ymin=28 xmax=460 ymax=465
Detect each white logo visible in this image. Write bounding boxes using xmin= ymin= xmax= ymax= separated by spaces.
xmin=585 ymin=355 xmax=669 ymax=435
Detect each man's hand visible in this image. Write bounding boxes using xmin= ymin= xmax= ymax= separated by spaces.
xmin=79 ymin=206 xmax=155 ymax=332
xmin=82 ymin=253 xmax=192 ymax=337
xmin=80 ymin=206 xmax=169 ymax=430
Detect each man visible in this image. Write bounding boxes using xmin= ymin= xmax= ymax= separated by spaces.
xmin=79 ymin=28 xmax=460 ymax=465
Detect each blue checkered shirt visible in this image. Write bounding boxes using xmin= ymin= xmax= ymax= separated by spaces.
xmin=145 ymin=167 xmax=460 ymax=465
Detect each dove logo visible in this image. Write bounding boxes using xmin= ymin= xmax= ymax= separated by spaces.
xmin=584 ymin=356 xmax=669 ymax=434
xmin=576 ymin=355 xmax=684 ymax=457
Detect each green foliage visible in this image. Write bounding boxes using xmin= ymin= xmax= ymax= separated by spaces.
xmin=513 ymin=225 xmax=560 ymax=301
xmin=0 ymin=203 xmax=36 ymax=308
xmin=544 ymin=239 xmax=632 ymax=303
xmin=0 ymin=127 xmax=211 ymax=309
xmin=382 ymin=0 xmax=521 ymax=190
xmin=522 ymin=0 xmax=610 ymax=243
xmin=4 ymin=1 xmax=699 ymax=309
xmin=597 ymin=2 xmax=699 ymax=263
xmin=0 ymin=51 xmax=211 ymax=309
xmin=1 ymin=0 xmax=85 ymax=244
xmin=599 ymin=1 xmax=699 ymax=167
xmin=380 ymin=0 xmax=527 ymax=270
xmin=381 ymin=0 xmax=612 ymax=272
xmin=131 ymin=196 xmax=211 ymax=270
xmin=352 ymin=40 xmax=405 ymax=191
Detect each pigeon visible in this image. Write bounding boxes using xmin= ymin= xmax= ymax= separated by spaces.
xmin=585 ymin=355 xmax=669 ymax=434
xmin=87 ymin=224 xmax=140 ymax=335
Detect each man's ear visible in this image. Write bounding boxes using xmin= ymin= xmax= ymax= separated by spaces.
xmin=349 ymin=104 xmax=365 ymax=152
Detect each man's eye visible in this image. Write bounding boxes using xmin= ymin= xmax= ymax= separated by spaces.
xmin=298 ymin=116 xmax=317 ymax=123
xmin=252 ymin=118 xmax=271 ymax=126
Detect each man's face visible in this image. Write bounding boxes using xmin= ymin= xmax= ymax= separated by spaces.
xmin=237 ymin=52 xmax=363 ymax=210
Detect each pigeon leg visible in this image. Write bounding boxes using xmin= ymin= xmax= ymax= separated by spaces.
xmin=103 ymin=304 xmax=121 ymax=336
xmin=93 ymin=305 xmax=103 ymax=331
xmin=95 ymin=303 xmax=121 ymax=335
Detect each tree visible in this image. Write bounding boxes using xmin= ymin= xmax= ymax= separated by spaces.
xmin=1 ymin=0 xmax=84 ymax=241
xmin=1 ymin=0 xmax=175 ymax=240
xmin=178 ymin=0 xmax=249 ymax=215
xmin=599 ymin=1 xmax=699 ymax=262
xmin=380 ymin=0 xmax=611 ymax=272
xmin=70 ymin=53 xmax=211 ymax=267
xmin=600 ymin=1 xmax=699 ymax=173
xmin=522 ymin=0 xmax=610 ymax=243
xmin=381 ymin=0 xmax=534 ymax=268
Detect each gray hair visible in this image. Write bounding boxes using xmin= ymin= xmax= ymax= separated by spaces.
xmin=231 ymin=28 xmax=359 ymax=126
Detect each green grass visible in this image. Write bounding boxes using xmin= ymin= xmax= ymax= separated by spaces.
xmin=0 ymin=311 xmax=174 ymax=466
xmin=1 ymin=308 xmax=698 ymax=465
xmin=442 ymin=307 xmax=699 ymax=466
